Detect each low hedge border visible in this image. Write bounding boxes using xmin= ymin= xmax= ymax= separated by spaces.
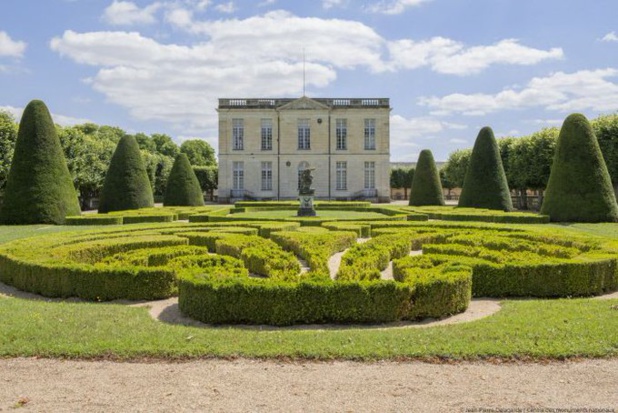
xmin=405 ymin=206 xmax=550 ymax=224
xmin=65 ymin=215 xmax=123 ymax=225
xmin=1 ymin=220 xmax=617 ymax=325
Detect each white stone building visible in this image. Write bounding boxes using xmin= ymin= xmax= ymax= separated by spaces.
xmin=217 ymin=96 xmax=391 ymax=203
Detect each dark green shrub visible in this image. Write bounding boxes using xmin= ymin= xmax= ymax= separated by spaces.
xmin=541 ymin=113 xmax=618 ymax=222
xmin=98 ymin=135 xmax=154 ymax=213
xmin=0 ymin=100 xmax=81 ymax=224
xmin=458 ymin=127 xmax=513 ymax=211
xmin=164 ymin=153 xmax=205 ymax=207
xmin=409 ymin=149 xmax=445 ymax=206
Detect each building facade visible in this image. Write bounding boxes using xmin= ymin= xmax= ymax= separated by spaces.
xmin=217 ymin=96 xmax=391 ymax=203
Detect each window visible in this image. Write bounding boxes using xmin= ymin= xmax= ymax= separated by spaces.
xmin=336 ymin=119 xmax=347 ymax=150
xmin=232 ymin=118 xmax=244 ymax=150
xmin=297 ymin=161 xmax=310 ymax=189
xmin=261 ymin=161 xmax=272 ymax=191
xmin=298 ymin=119 xmax=310 ymax=150
xmin=336 ymin=161 xmax=347 ymax=190
xmin=364 ymin=119 xmax=376 ymax=150
xmin=261 ymin=119 xmax=272 ymax=151
xmin=364 ymin=161 xmax=375 ymax=189
xmin=232 ymin=161 xmax=244 ymax=190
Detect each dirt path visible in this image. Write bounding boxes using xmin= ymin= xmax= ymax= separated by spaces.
xmin=1 ymin=358 xmax=616 ymax=412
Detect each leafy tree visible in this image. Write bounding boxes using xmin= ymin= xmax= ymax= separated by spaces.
xmin=59 ymin=126 xmax=116 ymax=210
xmin=180 ymin=139 xmax=216 ymax=167
xmin=152 ymin=133 xmax=180 ymax=158
xmin=164 ymin=153 xmax=205 ymax=206
xmin=193 ymin=166 xmax=218 ymax=201
xmin=0 ymin=111 xmax=18 ymax=195
xmin=458 ymin=127 xmax=513 ymax=211
xmin=134 ymin=132 xmax=156 ymax=152
xmin=506 ymin=128 xmax=558 ymax=209
xmin=592 ymin=113 xmax=618 ymax=186
xmin=541 ymin=114 xmax=618 ymax=222
xmin=409 ymin=150 xmax=444 ymax=206
xmin=442 ymin=149 xmax=471 ymax=189
xmin=389 ymin=167 xmax=414 ymax=199
xmin=142 ymin=150 xmax=174 ymax=196
xmin=0 ymin=100 xmax=81 ymax=224
xmin=439 ymin=168 xmax=456 ymax=200
xmin=98 ymin=135 xmax=154 ymax=213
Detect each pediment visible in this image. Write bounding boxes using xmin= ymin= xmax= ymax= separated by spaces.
xmin=278 ymin=96 xmax=330 ymax=111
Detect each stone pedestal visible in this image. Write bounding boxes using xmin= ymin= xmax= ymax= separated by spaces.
xmin=297 ymin=194 xmax=316 ymax=216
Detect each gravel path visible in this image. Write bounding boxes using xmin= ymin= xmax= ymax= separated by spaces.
xmin=1 ymin=358 xmax=617 ymax=412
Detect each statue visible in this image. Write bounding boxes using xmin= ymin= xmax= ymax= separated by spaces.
xmin=297 ymin=168 xmax=316 ymax=216
xmin=298 ymin=169 xmax=315 ymax=196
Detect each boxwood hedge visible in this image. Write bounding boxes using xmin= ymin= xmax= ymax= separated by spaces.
xmin=0 ymin=220 xmax=616 ymax=325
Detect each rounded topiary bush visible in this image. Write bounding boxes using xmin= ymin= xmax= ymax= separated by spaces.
xmin=409 ymin=149 xmax=444 ymax=206
xmin=0 ymin=100 xmax=81 ymax=224
xmin=458 ymin=127 xmax=513 ymax=211
xmin=164 ymin=153 xmax=205 ymax=207
xmin=541 ymin=113 xmax=618 ymax=222
xmin=98 ymin=135 xmax=154 ymax=213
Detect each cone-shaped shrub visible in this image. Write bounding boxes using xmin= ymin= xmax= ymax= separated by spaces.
xmin=0 ymin=100 xmax=81 ymax=224
xmin=163 ymin=153 xmax=205 ymax=207
xmin=98 ymin=135 xmax=154 ymax=213
xmin=409 ymin=149 xmax=444 ymax=206
xmin=458 ymin=127 xmax=513 ymax=211
xmin=540 ymin=113 xmax=618 ymax=222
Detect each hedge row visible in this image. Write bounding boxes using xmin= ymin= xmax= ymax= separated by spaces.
xmin=370 ymin=223 xmax=618 ymax=297
xmin=214 ymin=235 xmax=300 ymax=281
xmin=1 ymin=220 xmax=617 ymax=325
xmin=270 ymin=230 xmax=357 ymax=279
xmin=65 ymin=215 xmax=123 ymax=225
xmin=405 ymin=206 xmax=549 ymax=224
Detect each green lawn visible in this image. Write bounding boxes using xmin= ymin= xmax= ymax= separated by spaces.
xmin=0 ymin=222 xmax=617 ymax=361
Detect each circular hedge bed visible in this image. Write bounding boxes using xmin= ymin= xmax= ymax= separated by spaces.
xmin=0 ymin=220 xmax=616 ymax=325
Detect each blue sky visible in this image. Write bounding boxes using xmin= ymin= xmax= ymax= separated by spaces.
xmin=1 ymin=0 xmax=617 ymax=161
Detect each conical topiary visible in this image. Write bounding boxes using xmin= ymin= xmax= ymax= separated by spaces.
xmin=98 ymin=135 xmax=154 ymax=213
xmin=0 ymin=100 xmax=81 ymax=224
xmin=409 ymin=149 xmax=444 ymax=206
xmin=163 ymin=153 xmax=204 ymax=207
xmin=540 ymin=113 xmax=618 ymax=222
xmin=458 ymin=126 xmax=513 ymax=211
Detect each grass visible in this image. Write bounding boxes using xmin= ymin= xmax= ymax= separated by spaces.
xmin=0 ymin=221 xmax=617 ymax=361
xmin=0 ymin=295 xmax=615 ymax=360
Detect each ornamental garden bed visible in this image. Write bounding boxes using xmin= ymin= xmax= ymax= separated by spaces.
xmin=0 ymin=214 xmax=616 ymax=326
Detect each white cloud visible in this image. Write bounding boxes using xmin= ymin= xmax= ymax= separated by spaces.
xmin=366 ymin=0 xmax=430 ymax=15
xmin=322 ymin=0 xmax=345 ymax=9
xmin=103 ymin=1 xmax=162 ymax=26
xmin=529 ymin=119 xmax=563 ymax=126
xmin=165 ymin=10 xmax=387 ymax=72
xmin=49 ymin=11 xmax=568 ymax=142
xmin=388 ymin=38 xmax=563 ymax=75
xmin=419 ymin=69 xmax=618 ymax=115
xmin=0 ymin=31 xmax=27 ymax=58
xmin=390 ymin=114 xmax=467 ymax=158
xmin=194 ymin=0 xmax=211 ymax=10
xmin=214 ymin=1 xmax=236 ymax=13
xmin=50 ymin=28 xmax=337 ymax=136
xmin=0 ymin=105 xmax=91 ymax=126
xmin=449 ymin=138 xmax=467 ymax=144
xmin=601 ymin=31 xmax=618 ymax=42
xmin=258 ymin=0 xmax=276 ymax=6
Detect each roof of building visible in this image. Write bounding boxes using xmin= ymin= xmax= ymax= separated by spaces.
xmin=218 ymin=96 xmax=389 ymax=109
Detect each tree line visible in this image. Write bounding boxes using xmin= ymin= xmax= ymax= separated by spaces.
xmin=0 ymin=111 xmax=217 ymax=210
xmin=391 ymin=113 xmax=618 ymax=209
